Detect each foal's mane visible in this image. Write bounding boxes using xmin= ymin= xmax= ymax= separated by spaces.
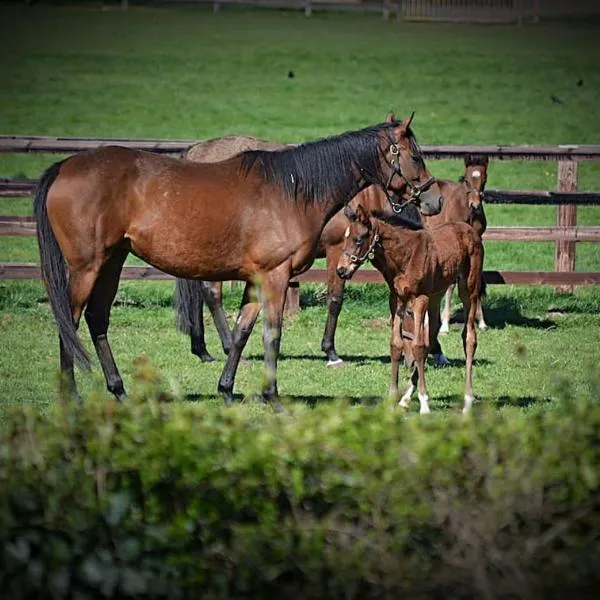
xmin=240 ymin=122 xmax=409 ymax=204
xmin=370 ymin=209 xmax=424 ymax=231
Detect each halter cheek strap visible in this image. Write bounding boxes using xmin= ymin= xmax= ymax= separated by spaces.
xmin=346 ymin=226 xmax=380 ymax=266
xmin=381 ymin=144 xmax=436 ymax=214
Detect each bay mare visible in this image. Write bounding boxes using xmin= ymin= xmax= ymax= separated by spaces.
xmin=34 ymin=115 xmax=443 ymax=409
xmin=336 ymin=205 xmax=484 ymax=414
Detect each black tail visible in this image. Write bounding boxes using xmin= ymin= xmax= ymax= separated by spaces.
xmin=33 ymin=161 xmax=91 ymax=370
xmin=174 ymin=278 xmax=204 ymax=337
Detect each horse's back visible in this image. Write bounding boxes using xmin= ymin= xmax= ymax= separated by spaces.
xmin=185 ymin=135 xmax=287 ymax=163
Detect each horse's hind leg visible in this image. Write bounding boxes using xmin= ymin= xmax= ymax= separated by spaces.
xmin=439 ymin=284 xmax=454 ymax=334
xmin=388 ymin=293 xmax=403 ymax=399
xmin=218 ymin=281 xmax=262 ymax=406
xmin=84 ymin=250 xmax=128 ymax=401
xmin=458 ymin=274 xmax=478 ymax=414
xmin=200 ymin=281 xmax=232 ymax=355
xmin=260 ymin=267 xmax=291 ymax=412
xmin=428 ymin=293 xmax=450 ymax=367
xmin=59 ymin=265 xmax=103 ymax=401
xmin=321 ymin=245 xmax=346 ymax=367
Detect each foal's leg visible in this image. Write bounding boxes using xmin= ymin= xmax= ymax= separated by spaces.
xmin=439 ymin=284 xmax=454 ymax=334
xmin=399 ymin=296 xmax=430 ymax=414
xmin=458 ymin=276 xmax=478 ymax=414
xmin=218 ymin=282 xmax=262 ymax=406
xmin=388 ymin=293 xmax=403 ymax=399
xmin=321 ymin=245 xmax=346 ymax=366
xmin=260 ymin=266 xmax=291 ymax=412
xmin=84 ymin=249 xmax=128 ymax=401
xmin=200 ymin=281 xmax=232 ymax=356
xmin=476 ymin=297 xmax=488 ymax=331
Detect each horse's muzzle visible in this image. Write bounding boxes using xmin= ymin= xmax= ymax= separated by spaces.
xmin=336 ymin=265 xmax=353 ymax=280
xmin=419 ymin=185 xmax=444 ymax=216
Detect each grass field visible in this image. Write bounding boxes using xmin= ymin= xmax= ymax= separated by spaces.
xmin=0 ymin=5 xmax=599 ymax=413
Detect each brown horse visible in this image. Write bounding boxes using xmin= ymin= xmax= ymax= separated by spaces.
xmin=432 ymin=154 xmax=489 ymax=336
xmin=336 ymin=204 xmax=484 ymax=414
xmin=34 ymin=115 xmax=443 ymax=409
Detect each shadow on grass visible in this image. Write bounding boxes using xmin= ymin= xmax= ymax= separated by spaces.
xmin=449 ymin=296 xmax=556 ymax=330
xmin=183 ymin=392 xmax=383 ymax=406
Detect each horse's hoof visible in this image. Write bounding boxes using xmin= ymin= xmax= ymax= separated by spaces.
xmin=439 ymin=325 xmax=450 ymax=335
xmin=433 ymin=353 xmax=451 ymax=368
xmin=478 ymin=323 xmax=488 ymax=331
xmin=199 ymin=353 xmax=216 ymax=362
xmin=326 ymin=357 xmax=344 ymax=368
xmin=272 ymin=401 xmax=285 ymax=414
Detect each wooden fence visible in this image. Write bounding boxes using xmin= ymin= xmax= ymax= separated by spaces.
xmin=1 ymin=135 xmax=600 ymax=309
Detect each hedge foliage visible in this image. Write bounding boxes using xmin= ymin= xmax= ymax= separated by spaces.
xmin=1 ymin=362 xmax=599 ymax=599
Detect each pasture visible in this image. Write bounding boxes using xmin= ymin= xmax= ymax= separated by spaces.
xmin=1 ymin=4 xmax=600 ymax=414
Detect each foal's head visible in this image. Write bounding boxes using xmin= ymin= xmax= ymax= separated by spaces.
xmin=336 ymin=204 xmax=379 ymax=280
xmin=461 ymin=154 xmax=489 ymax=211
xmin=377 ymin=112 xmax=443 ymax=217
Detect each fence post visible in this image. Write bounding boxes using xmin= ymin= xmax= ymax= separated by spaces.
xmin=554 ymin=160 xmax=578 ymax=294
xmin=284 ymin=281 xmax=300 ymax=317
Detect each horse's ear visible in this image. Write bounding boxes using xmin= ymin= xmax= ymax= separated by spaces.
xmin=482 ymin=155 xmax=489 ymax=167
xmin=398 ymin=112 xmax=415 ymax=135
xmin=385 ymin=111 xmax=396 ymax=123
xmin=355 ymin=204 xmax=370 ymax=225
xmin=344 ymin=204 xmax=357 ymax=221
xmin=464 ymin=153 xmax=473 ymax=166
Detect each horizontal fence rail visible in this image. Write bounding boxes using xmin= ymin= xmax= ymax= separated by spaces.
xmin=2 ymin=216 xmax=600 ymax=242
xmin=2 ymin=264 xmax=600 ymax=287
xmin=2 ymin=135 xmax=600 ymax=160
xmin=2 ymin=178 xmax=600 ymax=206
xmin=1 ymin=134 xmax=599 ymax=296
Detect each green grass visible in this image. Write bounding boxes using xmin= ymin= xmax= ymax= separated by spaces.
xmin=0 ymin=5 xmax=599 ymax=413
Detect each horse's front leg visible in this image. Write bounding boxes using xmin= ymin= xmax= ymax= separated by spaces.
xmin=321 ymin=244 xmax=346 ymax=367
xmin=458 ymin=276 xmax=478 ymax=414
xmin=261 ymin=266 xmax=291 ymax=413
xmin=217 ymin=282 xmax=261 ymax=405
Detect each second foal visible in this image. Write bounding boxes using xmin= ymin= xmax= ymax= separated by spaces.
xmin=336 ymin=205 xmax=484 ymax=414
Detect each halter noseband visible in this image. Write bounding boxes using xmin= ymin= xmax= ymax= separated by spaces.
xmin=345 ymin=224 xmax=380 ymax=267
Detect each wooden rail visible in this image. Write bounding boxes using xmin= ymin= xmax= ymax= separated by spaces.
xmin=1 ymin=135 xmax=599 ymax=297
xmin=2 ymin=135 xmax=600 ymax=160
xmin=3 ymin=216 xmax=600 ymax=242
xmin=2 ymin=263 xmax=599 ymax=287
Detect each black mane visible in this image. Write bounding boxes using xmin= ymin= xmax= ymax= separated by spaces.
xmin=239 ymin=122 xmax=402 ymax=204
xmin=370 ymin=207 xmax=424 ymax=230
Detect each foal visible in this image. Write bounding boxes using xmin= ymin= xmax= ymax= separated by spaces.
xmin=336 ymin=205 xmax=484 ymax=414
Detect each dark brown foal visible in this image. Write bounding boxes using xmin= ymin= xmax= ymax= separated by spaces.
xmin=336 ymin=204 xmax=484 ymax=414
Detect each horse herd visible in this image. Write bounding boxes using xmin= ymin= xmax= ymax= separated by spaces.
xmin=34 ymin=113 xmax=488 ymax=413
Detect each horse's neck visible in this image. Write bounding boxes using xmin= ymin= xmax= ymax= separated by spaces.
xmin=429 ymin=180 xmax=470 ymax=224
xmin=374 ymin=221 xmax=425 ymax=273
xmin=350 ymin=185 xmax=387 ymax=212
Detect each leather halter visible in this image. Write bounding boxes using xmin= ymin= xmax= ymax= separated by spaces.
xmin=382 ymin=144 xmax=436 ymax=214
xmin=345 ymin=224 xmax=380 ymax=267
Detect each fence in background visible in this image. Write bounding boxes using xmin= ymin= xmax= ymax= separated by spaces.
xmin=1 ymin=135 xmax=600 ymax=310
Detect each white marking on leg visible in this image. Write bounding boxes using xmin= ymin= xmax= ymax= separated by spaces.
xmin=463 ymin=394 xmax=474 ymax=414
xmin=478 ymin=320 xmax=488 ymax=331
xmin=439 ymin=321 xmax=449 ymax=334
xmin=418 ymin=392 xmax=430 ymax=414
xmin=399 ymin=384 xmax=414 ymax=408
xmin=326 ymin=358 xmax=344 ymax=367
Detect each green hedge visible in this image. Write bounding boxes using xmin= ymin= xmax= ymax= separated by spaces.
xmin=1 ymin=363 xmax=599 ymax=599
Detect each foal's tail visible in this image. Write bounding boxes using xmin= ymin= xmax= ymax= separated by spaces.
xmin=174 ymin=278 xmax=204 ymax=337
xmin=33 ymin=161 xmax=91 ymax=370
